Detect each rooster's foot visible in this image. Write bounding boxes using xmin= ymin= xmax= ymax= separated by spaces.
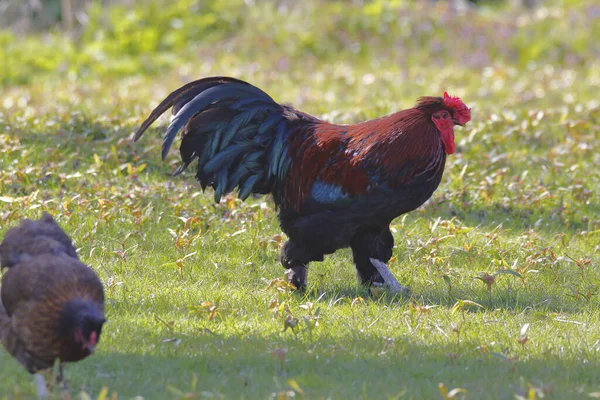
xmin=59 ymin=380 xmax=70 ymax=394
xmin=35 ymin=373 xmax=48 ymax=400
xmin=369 ymin=258 xmax=410 ymax=295
xmin=285 ymin=266 xmax=307 ymax=290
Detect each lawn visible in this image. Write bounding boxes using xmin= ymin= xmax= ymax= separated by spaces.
xmin=1 ymin=0 xmax=599 ymax=399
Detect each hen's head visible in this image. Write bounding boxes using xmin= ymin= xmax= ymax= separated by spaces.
xmin=416 ymin=93 xmax=471 ymax=155
xmin=61 ymin=300 xmax=106 ymax=354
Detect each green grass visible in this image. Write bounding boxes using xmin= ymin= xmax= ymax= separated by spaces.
xmin=1 ymin=0 xmax=600 ymax=398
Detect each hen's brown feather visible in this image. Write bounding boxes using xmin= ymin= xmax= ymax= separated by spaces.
xmin=0 ymin=212 xmax=78 ymax=268
xmin=0 ymin=214 xmax=105 ymax=374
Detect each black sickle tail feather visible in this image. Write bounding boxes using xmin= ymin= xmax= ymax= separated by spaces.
xmin=135 ymin=76 xmax=319 ymax=203
xmin=134 ymin=76 xmax=251 ymax=147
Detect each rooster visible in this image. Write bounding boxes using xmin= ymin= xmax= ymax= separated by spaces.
xmin=134 ymin=77 xmax=471 ymax=291
xmin=0 ymin=213 xmax=105 ymax=397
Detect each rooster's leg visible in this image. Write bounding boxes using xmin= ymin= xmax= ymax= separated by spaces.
xmin=56 ymin=362 xmax=69 ymax=391
xmin=35 ymin=373 xmax=48 ymax=400
xmin=56 ymin=362 xmax=64 ymax=383
xmin=351 ymin=227 xmax=409 ymax=293
xmin=280 ymin=241 xmax=311 ymax=290
xmin=351 ymin=228 xmax=393 ymax=285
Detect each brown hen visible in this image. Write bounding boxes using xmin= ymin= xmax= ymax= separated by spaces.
xmin=0 ymin=213 xmax=105 ymax=397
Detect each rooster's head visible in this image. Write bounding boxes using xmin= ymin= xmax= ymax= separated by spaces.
xmin=417 ymin=92 xmax=471 ymax=155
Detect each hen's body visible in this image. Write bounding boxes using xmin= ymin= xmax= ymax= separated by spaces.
xmin=0 ymin=212 xmax=78 ymax=268
xmin=1 ymin=255 xmax=104 ymax=371
xmin=135 ymin=77 xmax=471 ymax=289
xmin=0 ymin=213 xmax=105 ymax=392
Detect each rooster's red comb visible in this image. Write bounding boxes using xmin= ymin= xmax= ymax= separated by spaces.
xmin=443 ymin=92 xmax=471 ymax=125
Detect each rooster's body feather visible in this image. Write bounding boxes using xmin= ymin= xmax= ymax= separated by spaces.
xmin=135 ymin=77 xmax=471 ymax=289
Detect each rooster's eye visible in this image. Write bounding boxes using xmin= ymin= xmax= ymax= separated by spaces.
xmin=442 ymin=112 xmax=449 ymax=119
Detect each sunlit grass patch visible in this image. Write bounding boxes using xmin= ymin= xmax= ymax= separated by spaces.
xmin=1 ymin=0 xmax=600 ymax=398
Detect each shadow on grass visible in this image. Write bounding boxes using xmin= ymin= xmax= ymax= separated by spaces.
xmin=1 ymin=332 xmax=597 ymax=399
xmin=298 ymin=282 xmax=592 ymax=314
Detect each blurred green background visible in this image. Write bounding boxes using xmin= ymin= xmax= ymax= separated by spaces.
xmin=1 ymin=1 xmax=600 ymax=399
xmin=1 ymin=0 xmax=597 ymax=86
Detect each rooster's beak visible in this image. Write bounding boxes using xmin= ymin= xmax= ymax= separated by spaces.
xmin=452 ymin=118 xmax=463 ymax=126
